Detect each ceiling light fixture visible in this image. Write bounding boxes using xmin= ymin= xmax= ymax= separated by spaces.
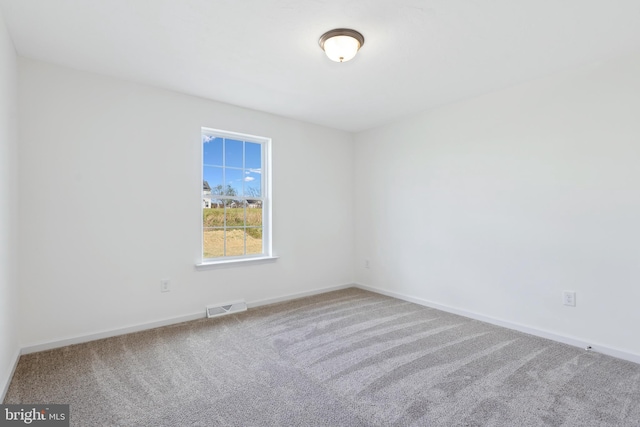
xmin=319 ymin=28 xmax=365 ymax=63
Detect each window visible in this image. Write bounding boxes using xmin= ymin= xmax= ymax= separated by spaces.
xmin=201 ymin=128 xmax=271 ymax=263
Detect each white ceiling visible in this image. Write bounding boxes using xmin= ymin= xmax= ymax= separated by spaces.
xmin=1 ymin=0 xmax=640 ymax=132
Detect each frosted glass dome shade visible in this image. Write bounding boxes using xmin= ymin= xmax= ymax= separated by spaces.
xmin=319 ymin=29 xmax=364 ymax=63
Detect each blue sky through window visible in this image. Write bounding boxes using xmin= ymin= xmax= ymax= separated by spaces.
xmin=203 ymin=135 xmax=262 ymax=198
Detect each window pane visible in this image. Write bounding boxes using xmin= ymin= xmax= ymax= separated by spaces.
xmin=245 ymin=204 xmax=262 ymax=228
xmin=203 ymin=166 xmax=223 ymax=195
xmin=203 ymin=205 xmax=224 ymax=227
xmin=243 ymin=171 xmax=261 ymax=197
xmin=225 ymin=139 xmax=243 ymax=168
xmin=225 ymin=228 xmax=246 ymax=256
xmin=224 ymin=168 xmax=244 ymax=196
xmin=245 ymin=142 xmax=262 ymax=169
xmin=203 ymin=227 xmax=224 ymax=258
xmin=246 ymin=228 xmax=262 ymax=255
xmin=203 ymin=136 xmax=223 ymax=166
xmin=226 ymin=203 xmax=245 ymax=226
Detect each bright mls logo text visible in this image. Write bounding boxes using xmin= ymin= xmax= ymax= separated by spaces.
xmin=1 ymin=405 xmax=69 ymax=426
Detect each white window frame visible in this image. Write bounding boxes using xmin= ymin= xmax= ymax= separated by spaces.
xmin=197 ymin=127 xmax=275 ymax=267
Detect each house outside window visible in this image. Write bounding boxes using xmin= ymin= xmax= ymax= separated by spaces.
xmin=201 ymin=128 xmax=272 ymax=262
xmin=203 ymin=181 xmax=212 ymax=208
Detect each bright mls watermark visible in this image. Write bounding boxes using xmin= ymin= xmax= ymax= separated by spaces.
xmin=0 ymin=405 xmax=69 ymax=426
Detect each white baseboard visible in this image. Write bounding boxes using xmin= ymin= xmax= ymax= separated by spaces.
xmin=1 ymin=347 xmax=21 ymax=402
xmin=20 ymin=312 xmax=206 ymax=355
xmin=247 ymin=283 xmax=354 ymax=308
xmin=20 ymin=283 xmax=355 ymax=356
xmin=354 ymin=283 xmax=640 ymax=365
xmin=21 ymin=282 xmax=637 ymax=367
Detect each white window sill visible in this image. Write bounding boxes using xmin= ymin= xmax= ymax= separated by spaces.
xmin=195 ymin=255 xmax=279 ymax=270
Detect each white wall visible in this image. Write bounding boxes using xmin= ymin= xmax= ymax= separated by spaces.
xmin=0 ymin=8 xmax=18 ymax=397
xmin=355 ymin=52 xmax=640 ymax=358
xmin=12 ymin=38 xmax=640 ymax=365
xmin=17 ymin=58 xmax=354 ymax=348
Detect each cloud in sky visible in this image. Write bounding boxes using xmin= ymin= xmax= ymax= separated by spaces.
xmin=202 ymin=135 xmax=215 ymax=143
xmin=244 ymin=177 xmax=255 ymax=182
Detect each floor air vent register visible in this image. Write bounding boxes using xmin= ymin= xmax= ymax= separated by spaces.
xmin=206 ymin=300 xmax=247 ymax=318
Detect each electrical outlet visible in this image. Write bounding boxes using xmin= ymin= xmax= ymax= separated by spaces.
xmin=364 ymin=259 xmax=370 ymax=269
xmin=161 ymin=279 xmax=171 ymax=293
xmin=563 ymin=291 xmax=576 ymax=307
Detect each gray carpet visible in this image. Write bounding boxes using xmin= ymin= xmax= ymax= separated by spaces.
xmin=4 ymin=288 xmax=640 ymax=426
